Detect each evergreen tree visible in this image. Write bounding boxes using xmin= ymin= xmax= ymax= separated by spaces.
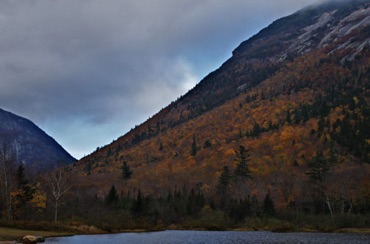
xmin=203 ymin=139 xmax=212 ymax=148
xmin=122 ymin=160 xmax=133 ymax=179
xmin=294 ymin=108 xmax=302 ymax=124
xmin=16 ymin=164 xmax=27 ymax=187
xmin=229 ymin=198 xmax=251 ymax=222
xmin=328 ymin=141 xmax=338 ymax=164
xmin=260 ymin=92 xmax=266 ymax=100
xmin=286 ymin=110 xmax=292 ymax=124
xmin=187 ymin=188 xmax=205 ymax=217
xmin=191 ymin=134 xmax=198 ymax=157
xmin=305 ymin=151 xmax=333 ymax=217
xmin=105 ymin=185 xmax=119 ymax=206
xmin=250 ymin=195 xmax=260 ymax=217
xmin=268 ymin=120 xmax=274 ymax=130
xmin=84 ymin=162 xmax=92 ymax=175
xmin=234 ymin=145 xmax=252 ymax=181
xmin=317 ymin=115 xmax=325 ymax=135
xmin=252 ymin=123 xmax=261 ymax=137
xmin=305 ymin=151 xmax=330 ymax=184
xmin=13 ymin=164 xmax=35 ymax=219
xmin=217 ymin=166 xmax=232 ymax=194
xmin=301 ymin=104 xmax=309 ymax=122
xmin=238 ymin=129 xmax=243 ymax=139
xmin=131 ymin=190 xmax=145 ymax=217
xmin=263 ymin=193 xmax=275 ymax=217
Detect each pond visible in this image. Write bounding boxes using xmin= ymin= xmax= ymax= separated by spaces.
xmin=46 ymin=230 xmax=370 ymax=244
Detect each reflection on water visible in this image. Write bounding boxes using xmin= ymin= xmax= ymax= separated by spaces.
xmin=47 ymin=230 xmax=370 ymax=244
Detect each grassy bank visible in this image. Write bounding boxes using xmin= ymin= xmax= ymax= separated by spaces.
xmin=0 ymin=227 xmax=72 ymax=242
xmin=0 ymin=220 xmax=104 ymax=242
xmin=1 ymin=214 xmax=369 ymax=241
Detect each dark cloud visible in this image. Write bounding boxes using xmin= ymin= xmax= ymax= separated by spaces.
xmin=0 ymin=0 xmax=316 ymax=158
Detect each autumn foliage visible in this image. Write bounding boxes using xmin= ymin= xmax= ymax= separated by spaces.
xmin=69 ymin=40 xmax=370 ymax=217
xmin=51 ymin=1 xmax=370 ymax=228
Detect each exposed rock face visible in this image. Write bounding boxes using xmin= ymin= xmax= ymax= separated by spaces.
xmin=71 ymin=0 xmax=370 ymax=196
xmin=234 ymin=0 xmax=370 ymax=62
xmin=168 ymin=0 xmax=370 ymax=125
xmin=0 ymin=108 xmax=76 ymax=173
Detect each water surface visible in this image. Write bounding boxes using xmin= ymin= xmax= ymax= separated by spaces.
xmin=47 ymin=230 xmax=370 ymax=244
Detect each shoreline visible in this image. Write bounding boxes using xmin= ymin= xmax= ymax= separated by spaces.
xmin=1 ymin=226 xmax=369 ymax=242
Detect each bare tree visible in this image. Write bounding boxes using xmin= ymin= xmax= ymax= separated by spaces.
xmin=47 ymin=168 xmax=71 ymax=222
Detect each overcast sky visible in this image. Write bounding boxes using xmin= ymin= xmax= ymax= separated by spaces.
xmin=0 ymin=0 xmax=318 ymax=159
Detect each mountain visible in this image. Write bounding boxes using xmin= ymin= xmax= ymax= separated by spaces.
xmin=69 ymin=0 xmax=370 ymax=207
xmin=0 ymin=108 xmax=76 ymax=173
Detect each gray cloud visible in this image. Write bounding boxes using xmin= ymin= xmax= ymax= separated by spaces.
xmin=0 ymin=0 xmax=316 ymax=158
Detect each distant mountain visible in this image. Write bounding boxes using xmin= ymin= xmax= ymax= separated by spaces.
xmin=70 ymin=0 xmax=370 ymax=204
xmin=0 ymin=108 xmax=76 ymax=173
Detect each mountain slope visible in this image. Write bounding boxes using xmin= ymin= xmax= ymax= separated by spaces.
xmin=69 ymin=0 xmax=370 ymax=207
xmin=0 ymin=108 xmax=76 ymax=173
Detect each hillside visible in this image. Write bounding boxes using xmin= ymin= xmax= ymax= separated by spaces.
xmin=69 ymin=0 xmax=370 ymax=213
xmin=0 ymin=108 xmax=76 ymax=173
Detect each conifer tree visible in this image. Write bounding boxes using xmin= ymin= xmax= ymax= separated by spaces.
xmin=328 ymin=141 xmax=338 ymax=164
xmin=294 ymin=108 xmax=302 ymax=124
xmin=263 ymin=193 xmax=275 ymax=216
xmin=191 ymin=134 xmax=198 ymax=157
xmin=305 ymin=151 xmax=330 ymax=184
xmin=252 ymin=123 xmax=261 ymax=137
xmin=286 ymin=110 xmax=292 ymax=124
xmin=203 ymin=139 xmax=212 ymax=148
xmin=16 ymin=164 xmax=27 ymax=187
xmin=217 ymin=166 xmax=232 ymax=194
xmin=122 ymin=160 xmax=133 ymax=179
xmin=305 ymin=151 xmax=333 ymax=217
xmin=234 ymin=145 xmax=252 ymax=181
xmin=131 ymin=190 xmax=145 ymax=217
xmin=105 ymin=184 xmax=119 ymax=206
xmin=301 ymin=104 xmax=309 ymax=122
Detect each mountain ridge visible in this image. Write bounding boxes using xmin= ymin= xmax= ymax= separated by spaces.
xmin=69 ymin=0 xmax=370 ymax=205
xmin=0 ymin=108 xmax=76 ymax=173
xmin=86 ymin=0 xmax=370 ymax=156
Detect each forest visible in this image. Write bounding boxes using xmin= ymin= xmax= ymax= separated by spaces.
xmin=1 ymin=0 xmax=370 ymax=236
xmin=1 ymin=47 xmax=369 ymax=234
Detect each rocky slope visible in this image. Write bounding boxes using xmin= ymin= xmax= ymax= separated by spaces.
xmin=0 ymin=108 xmax=76 ymax=173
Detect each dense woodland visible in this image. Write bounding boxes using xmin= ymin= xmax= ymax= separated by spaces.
xmin=1 ymin=0 xmax=370 ymax=232
xmin=1 ymin=45 xmax=368 ymax=231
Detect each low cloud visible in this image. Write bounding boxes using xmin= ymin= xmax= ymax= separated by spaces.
xmin=0 ymin=0 xmax=315 ymax=158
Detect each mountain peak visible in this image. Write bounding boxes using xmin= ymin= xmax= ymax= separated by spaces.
xmin=0 ymin=108 xmax=76 ymax=173
xmin=71 ymin=0 xmax=369 ymax=198
xmin=233 ymin=0 xmax=370 ymax=61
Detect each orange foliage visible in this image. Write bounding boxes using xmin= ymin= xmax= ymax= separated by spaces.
xmin=66 ymin=43 xmax=370 ymax=210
